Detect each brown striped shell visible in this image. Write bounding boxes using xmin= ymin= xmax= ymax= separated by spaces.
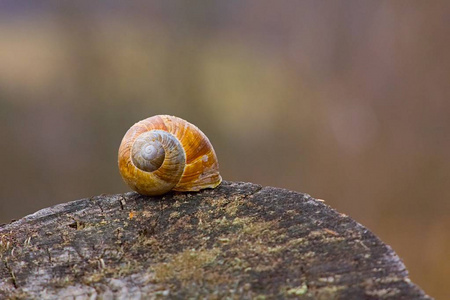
xmin=118 ymin=115 xmax=222 ymax=196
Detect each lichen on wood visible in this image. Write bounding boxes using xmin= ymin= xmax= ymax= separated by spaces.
xmin=0 ymin=181 xmax=431 ymax=299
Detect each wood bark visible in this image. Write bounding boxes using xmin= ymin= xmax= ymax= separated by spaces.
xmin=0 ymin=181 xmax=431 ymax=299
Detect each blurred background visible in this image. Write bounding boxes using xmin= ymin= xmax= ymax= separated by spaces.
xmin=0 ymin=1 xmax=449 ymax=298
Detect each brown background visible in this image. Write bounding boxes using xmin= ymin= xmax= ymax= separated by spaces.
xmin=0 ymin=2 xmax=448 ymax=299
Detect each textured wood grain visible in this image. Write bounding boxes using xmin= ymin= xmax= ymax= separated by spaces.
xmin=0 ymin=181 xmax=431 ymax=299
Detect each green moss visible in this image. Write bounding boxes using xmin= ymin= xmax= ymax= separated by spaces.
xmin=53 ymin=275 xmax=74 ymax=288
xmin=286 ymin=283 xmax=308 ymax=296
xmin=315 ymin=285 xmax=346 ymax=298
xmin=152 ymin=248 xmax=220 ymax=285
xmin=169 ymin=211 xmax=181 ymax=220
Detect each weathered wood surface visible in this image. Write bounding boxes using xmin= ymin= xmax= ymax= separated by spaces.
xmin=0 ymin=181 xmax=431 ymax=299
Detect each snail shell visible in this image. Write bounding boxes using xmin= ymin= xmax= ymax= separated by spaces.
xmin=118 ymin=115 xmax=222 ymax=196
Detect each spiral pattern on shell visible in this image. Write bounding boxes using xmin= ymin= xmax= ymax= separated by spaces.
xmin=118 ymin=115 xmax=222 ymax=196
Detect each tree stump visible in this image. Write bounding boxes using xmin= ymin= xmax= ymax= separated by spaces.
xmin=0 ymin=181 xmax=431 ymax=299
